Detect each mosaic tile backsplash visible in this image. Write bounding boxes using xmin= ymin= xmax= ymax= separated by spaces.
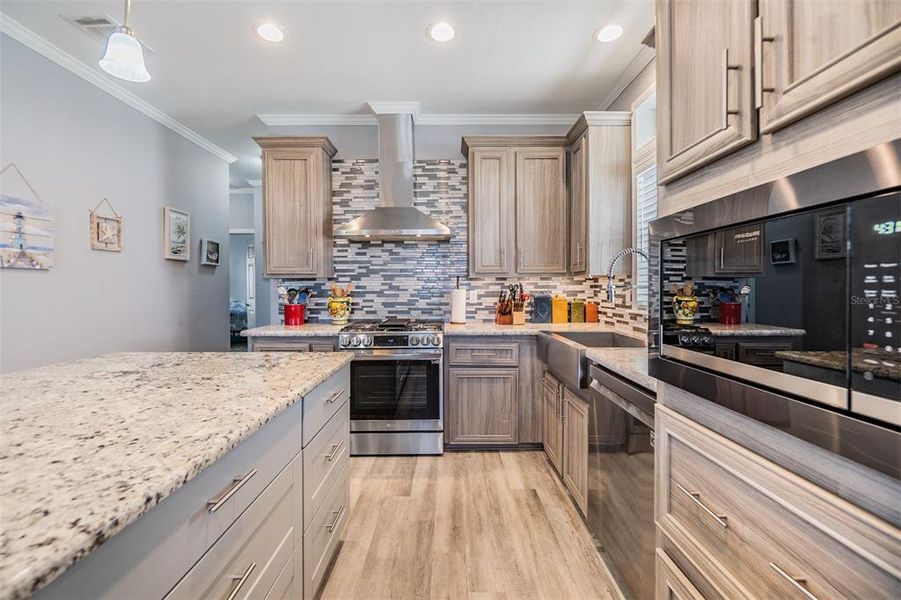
xmin=278 ymin=159 xmax=648 ymax=334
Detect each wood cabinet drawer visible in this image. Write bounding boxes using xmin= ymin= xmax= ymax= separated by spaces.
xmin=166 ymin=456 xmax=301 ymax=600
xmin=447 ymin=340 xmax=519 ymax=366
xmin=736 ymin=342 xmax=792 ymax=366
xmin=303 ymin=365 xmax=350 ymax=447
xmin=656 ymin=405 xmax=901 ymax=599
xmin=250 ymin=336 xmax=337 ymax=353
xmin=656 ymin=549 xmax=704 ymax=600
xmin=303 ymin=401 xmax=349 ymax=531
xmin=264 ymin=549 xmax=298 ymax=600
xmin=303 ymin=462 xmax=349 ymax=599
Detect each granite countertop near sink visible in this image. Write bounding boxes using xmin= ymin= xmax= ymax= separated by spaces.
xmin=585 ymin=347 xmax=657 ymax=392
xmin=443 ymin=322 xmax=647 ymax=338
xmin=700 ymin=323 xmax=807 ymax=337
xmin=241 ymin=323 xmax=344 ymax=337
xmin=0 ymin=351 xmax=353 ymax=600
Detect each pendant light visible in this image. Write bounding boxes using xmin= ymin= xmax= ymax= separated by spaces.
xmin=99 ymin=0 xmax=150 ymax=83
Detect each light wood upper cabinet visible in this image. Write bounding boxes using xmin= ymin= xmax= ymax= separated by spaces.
xmin=463 ymin=137 xmax=567 ymax=276
xmin=468 ymin=147 xmax=515 ymax=275
xmin=562 ymin=389 xmax=589 ymax=516
xmin=515 ymin=148 xmax=567 ymax=274
xmin=566 ymin=113 xmax=632 ymax=277
xmin=569 ymin=136 xmax=588 ymax=274
xmin=758 ymin=0 xmax=901 ymax=133
xmin=656 ymin=0 xmax=757 ymax=184
xmin=256 ymin=137 xmax=336 ymax=278
xmin=447 ymin=368 xmax=519 ymax=445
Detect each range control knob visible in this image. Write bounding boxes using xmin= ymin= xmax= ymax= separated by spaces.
xmin=351 ymin=336 xmax=362 ymax=347
xmin=410 ymin=336 xmax=420 ymax=346
xmin=362 ymin=336 xmax=373 ymax=347
xmin=431 ymin=335 xmax=441 ymax=346
xmin=340 ymin=336 xmax=351 ymax=347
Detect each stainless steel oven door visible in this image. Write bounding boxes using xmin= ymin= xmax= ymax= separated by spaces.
xmin=349 ymin=350 xmax=443 ymax=432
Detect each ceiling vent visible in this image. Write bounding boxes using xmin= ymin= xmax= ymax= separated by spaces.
xmin=61 ymin=15 xmax=154 ymax=52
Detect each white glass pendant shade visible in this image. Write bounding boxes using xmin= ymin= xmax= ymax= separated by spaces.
xmin=99 ymin=30 xmax=150 ymax=83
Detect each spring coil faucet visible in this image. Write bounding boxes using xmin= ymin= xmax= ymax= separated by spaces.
xmin=606 ymin=247 xmax=649 ymax=304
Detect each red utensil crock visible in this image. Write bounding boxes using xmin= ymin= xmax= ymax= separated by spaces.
xmin=284 ymin=304 xmax=305 ymax=326
xmin=719 ymin=302 xmax=741 ymax=325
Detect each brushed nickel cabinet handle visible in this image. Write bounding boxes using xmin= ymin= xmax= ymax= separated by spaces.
xmin=769 ymin=562 xmax=818 ymax=600
xmin=754 ymin=16 xmax=776 ymax=109
xmin=225 ymin=562 xmax=257 ymax=600
xmin=325 ymin=440 xmax=344 ymax=461
xmin=207 ymin=469 xmax=257 ymax=513
xmin=326 ymin=388 xmax=345 ymax=404
xmin=722 ymin=48 xmax=741 ymax=129
xmin=471 ymin=352 xmax=498 ymax=357
xmin=324 ymin=505 xmax=345 ymax=532
xmin=676 ymin=483 xmax=728 ymax=528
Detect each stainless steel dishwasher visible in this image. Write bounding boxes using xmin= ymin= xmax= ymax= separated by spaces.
xmin=588 ymin=363 xmax=655 ymax=600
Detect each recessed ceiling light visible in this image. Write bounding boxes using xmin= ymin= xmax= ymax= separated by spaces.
xmin=428 ymin=22 xmax=455 ymax=42
xmin=256 ymin=23 xmax=284 ymax=43
xmin=595 ymin=24 xmax=623 ymax=42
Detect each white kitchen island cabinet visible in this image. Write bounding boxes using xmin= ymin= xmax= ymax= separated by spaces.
xmin=0 ymin=352 xmax=351 ymax=600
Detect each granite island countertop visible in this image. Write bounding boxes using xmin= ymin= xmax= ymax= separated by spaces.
xmin=0 ymin=351 xmax=353 ymax=600
xmin=443 ymin=322 xmax=648 ymax=337
xmin=777 ymin=348 xmax=901 ymax=381
xmin=241 ymin=323 xmax=345 ymax=337
xmin=700 ymin=323 xmax=807 ymax=337
xmin=585 ymin=347 xmax=657 ymax=392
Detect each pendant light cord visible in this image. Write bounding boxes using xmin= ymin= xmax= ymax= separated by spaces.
xmin=123 ymin=0 xmax=132 ymax=34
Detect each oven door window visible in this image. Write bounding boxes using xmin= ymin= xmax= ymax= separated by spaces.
xmin=351 ymin=359 xmax=440 ymax=421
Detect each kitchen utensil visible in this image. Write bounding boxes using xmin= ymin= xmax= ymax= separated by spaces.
xmin=286 ymin=288 xmax=299 ymax=304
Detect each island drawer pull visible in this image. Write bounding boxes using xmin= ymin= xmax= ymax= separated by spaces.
xmin=326 ymin=388 xmax=346 ymax=404
xmin=324 ymin=504 xmax=345 ymax=532
xmin=470 ymin=351 xmax=499 ymax=358
xmin=225 ymin=562 xmax=257 ymax=600
xmin=769 ymin=562 xmax=818 ymax=600
xmin=325 ymin=440 xmax=344 ymax=462
xmin=676 ymin=483 xmax=728 ymax=528
xmin=207 ymin=469 xmax=257 ymax=513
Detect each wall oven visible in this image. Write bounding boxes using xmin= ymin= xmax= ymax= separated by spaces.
xmin=649 ymin=140 xmax=900 ymax=480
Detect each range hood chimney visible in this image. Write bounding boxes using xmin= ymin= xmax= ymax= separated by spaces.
xmin=334 ymin=111 xmax=452 ymax=242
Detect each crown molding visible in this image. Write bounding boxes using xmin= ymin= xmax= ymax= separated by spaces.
xmin=583 ymin=111 xmax=632 ymax=126
xmin=257 ymin=114 xmax=377 ymax=126
xmin=229 ymin=187 xmax=256 ymax=194
xmin=246 ymin=179 xmax=263 ymax=188
xmin=0 ymin=14 xmax=237 ymax=163
xmin=596 ymin=46 xmax=655 ymax=110
xmin=257 ymin=112 xmax=579 ymax=127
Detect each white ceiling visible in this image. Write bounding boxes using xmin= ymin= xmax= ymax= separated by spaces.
xmin=0 ymin=1 xmax=654 ymax=183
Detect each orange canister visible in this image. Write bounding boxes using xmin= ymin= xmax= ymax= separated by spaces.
xmin=585 ymin=302 xmax=599 ymax=323
xmin=552 ymin=295 xmax=569 ymax=323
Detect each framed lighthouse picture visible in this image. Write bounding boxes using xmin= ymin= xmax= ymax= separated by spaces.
xmin=0 ymin=163 xmax=55 ymax=270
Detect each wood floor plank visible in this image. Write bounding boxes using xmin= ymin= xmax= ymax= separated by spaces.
xmin=319 ymin=451 xmax=622 ymax=600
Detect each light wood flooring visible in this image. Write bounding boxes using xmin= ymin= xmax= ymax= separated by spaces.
xmin=319 ymin=451 xmax=622 ymax=600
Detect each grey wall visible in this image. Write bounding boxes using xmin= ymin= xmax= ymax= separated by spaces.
xmin=229 ymin=192 xmax=254 ymax=230
xmin=607 ymin=58 xmax=656 ymax=111
xmin=0 ymin=35 xmax=230 ymax=373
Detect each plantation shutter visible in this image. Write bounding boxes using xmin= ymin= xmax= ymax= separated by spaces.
xmin=635 ymin=164 xmax=657 ymax=307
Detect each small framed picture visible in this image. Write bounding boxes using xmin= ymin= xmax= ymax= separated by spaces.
xmin=89 ymin=202 xmax=123 ymax=252
xmin=769 ymin=238 xmax=796 ymax=265
xmin=815 ymin=209 xmax=847 ymax=260
xmin=163 ymin=207 xmax=190 ymax=261
xmin=200 ymin=239 xmax=220 ymax=266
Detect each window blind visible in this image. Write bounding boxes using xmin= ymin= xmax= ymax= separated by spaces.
xmin=635 ymin=164 xmax=657 ymax=307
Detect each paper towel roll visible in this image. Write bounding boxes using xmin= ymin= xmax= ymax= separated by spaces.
xmin=450 ymin=289 xmax=467 ymax=324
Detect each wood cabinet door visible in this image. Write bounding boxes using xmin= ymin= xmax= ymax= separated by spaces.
xmin=541 ymin=374 xmax=563 ymax=474
xmin=715 ymin=223 xmax=763 ymax=274
xmin=263 ymin=148 xmax=317 ymax=277
xmin=469 ymin=148 xmax=514 ymax=275
xmin=515 ymin=148 xmax=567 ymax=274
xmin=569 ymin=136 xmax=588 ymax=274
xmin=657 ymin=0 xmax=757 ymax=184
xmin=562 ymin=390 xmax=589 ymax=515
xmin=655 ymin=549 xmax=705 ymax=600
xmin=758 ymin=0 xmax=901 ymax=133
xmin=447 ymin=368 xmax=518 ymax=445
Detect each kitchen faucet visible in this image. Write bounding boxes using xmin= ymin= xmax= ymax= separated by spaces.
xmin=606 ymin=247 xmax=649 ymax=304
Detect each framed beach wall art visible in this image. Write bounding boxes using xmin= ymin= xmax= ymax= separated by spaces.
xmin=0 ymin=163 xmax=54 ymax=270
xmin=815 ymin=209 xmax=847 ymax=260
xmin=200 ymin=239 xmax=220 ymax=266
xmin=163 ymin=207 xmax=190 ymax=261
xmin=89 ymin=198 xmax=123 ymax=252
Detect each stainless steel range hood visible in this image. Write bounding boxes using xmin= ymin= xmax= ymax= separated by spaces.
xmin=334 ymin=112 xmax=452 ymax=242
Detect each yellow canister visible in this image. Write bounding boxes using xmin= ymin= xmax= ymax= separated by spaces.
xmin=552 ymin=295 xmax=568 ymax=323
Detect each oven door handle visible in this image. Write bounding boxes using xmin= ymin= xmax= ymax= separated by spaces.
xmin=353 ymin=352 xmax=443 ymax=361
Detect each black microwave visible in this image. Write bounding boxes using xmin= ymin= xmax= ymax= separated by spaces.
xmin=649 ymin=141 xmax=900 ymax=479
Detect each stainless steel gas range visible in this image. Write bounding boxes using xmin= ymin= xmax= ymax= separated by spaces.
xmin=338 ymin=318 xmax=444 ymax=456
